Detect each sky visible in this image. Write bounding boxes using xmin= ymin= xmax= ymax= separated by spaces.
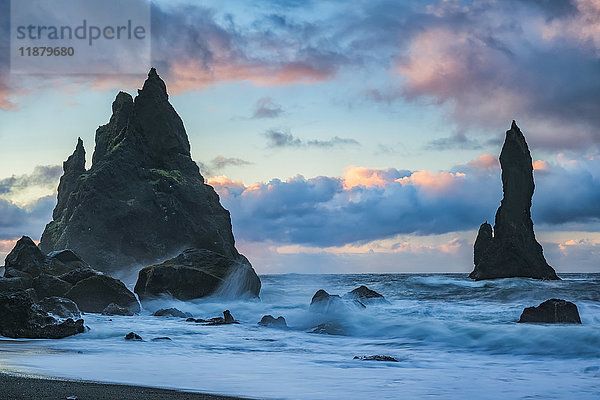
xmin=1 ymin=0 xmax=599 ymax=273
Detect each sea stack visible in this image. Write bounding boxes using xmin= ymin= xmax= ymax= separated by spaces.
xmin=469 ymin=121 xmax=559 ymax=280
xmin=39 ymin=69 xmax=259 ymax=296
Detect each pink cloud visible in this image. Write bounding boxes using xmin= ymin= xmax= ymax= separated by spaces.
xmin=166 ymin=59 xmax=333 ymax=95
xmin=342 ymin=166 xmax=403 ymax=189
xmin=541 ymin=0 xmax=600 ymax=53
xmin=467 ymin=153 xmax=499 ymax=170
xmin=397 ymin=170 xmax=466 ymax=193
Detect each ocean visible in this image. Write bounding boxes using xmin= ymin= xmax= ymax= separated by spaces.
xmin=1 ymin=273 xmax=599 ymax=399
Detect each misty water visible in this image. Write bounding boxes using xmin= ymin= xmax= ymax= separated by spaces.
xmin=1 ymin=273 xmax=600 ymax=399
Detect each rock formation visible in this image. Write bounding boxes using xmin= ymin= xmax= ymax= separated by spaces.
xmin=343 ymin=285 xmax=388 ymax=304
xmin=0 ymin=289 xmax=84 ymax=339
xmin=153 ymin=308 xmax=192 ymax=318
xmin=310 ymin=289 xmax=365 ymax=312
xmin=39 ymin=68 xmax=256 ymax=291
xmin=470 ymin=121 xmax=559 ymax=280
xmin=258 ymin=315 xmax=288 ymax=328
xmin=518 ymin=299 xmax=581 ymax=324
xmin=134 ymin=248 xmax=260 ymax=304
xmin=64 ymin=274 xmax=140 ymax=314
xmin=1 ymin=236 xmax=139 ymax=316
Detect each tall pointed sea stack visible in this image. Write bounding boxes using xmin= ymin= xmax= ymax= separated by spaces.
xmin=40 ymin=69 xmax=258 ymax=296
xmin=470 ymin=121 xmax=559 ymax=280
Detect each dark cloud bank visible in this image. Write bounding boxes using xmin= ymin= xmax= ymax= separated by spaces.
xmin=211 ymin=157 xmax=600 ymax=247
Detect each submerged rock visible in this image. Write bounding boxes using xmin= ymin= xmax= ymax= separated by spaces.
xmin=204 ymin=310 xmax=239 ymax=326
xmin=470 ymin=121 xmax=559 ymax=280
xmin=153 ymin=308 xmax=192 ymax=318
xmin=310 ymin=289 xmax=365 ymax=312
xmin=258 ymin=315 xmax=287 ymax=328
xmin=134 ymin=248 xmax=260 ymax=304
xmin=65 ymin=275 xmax=139 ymax=314
xmin=310 ymin=322 xmax=345 ymax=336
xmin=518 ymin=299 xmax=581 ymax=324
xmin=151 ymin=337 xmax=172 ymax=341
xmin=0 ymin=290 xmax=84 ymax=339
xmin=343 ymin=286 xmax=387 ymax=303
xmin=354 ymin=355 xmax=398 ymax=362
xmin=125 ymin=332 xmax=143 ymax=341
xmin=39 ymin=68 xmax=259 ymax=299
xmin=102 ymin=303 xmax=134 ymax=316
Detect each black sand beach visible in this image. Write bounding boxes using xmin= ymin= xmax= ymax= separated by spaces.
xmin=0 ymin=373 xmax=251 ymax=400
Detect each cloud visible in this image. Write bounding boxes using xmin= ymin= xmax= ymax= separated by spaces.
xmin=0 ymin=195 xmax=56 ymax=241
xmin=252 ymin=97 xmax=284 ymax=118
xmin=207 ymin=154 xmax=600 ymax=248
xmin=0 ymin=165 xmax=60 ymax=242
xmin=211 ymin=156 xmax=252 ymax=170
xmin=198 ymin=156 xmax=253 ymax=177
xmin=264 ymin=129 xmax=302 ymax=148
xmin=0 ymin=165 xmax=62 ymax=206
xmin=0 ymin=165 xmax=62 ymax=194
xmin=2 ymin=0 xmax=598 ymax=156
xmin=264 ymin=128 xmax=359 ymax=149
xmin=391 ymin=1 xmax=600 ymax=150
xmin=343 ymin=166 xmax=410 ymax=189
xmin=426 ymin=132 xmax=483 ymax=151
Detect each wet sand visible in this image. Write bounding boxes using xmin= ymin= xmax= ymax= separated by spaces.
xmin=0 ymin=372 xmax=254 ymax=400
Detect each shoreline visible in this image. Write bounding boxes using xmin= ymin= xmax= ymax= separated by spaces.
xmin=0 ymin=372 xmax=253 ymax=400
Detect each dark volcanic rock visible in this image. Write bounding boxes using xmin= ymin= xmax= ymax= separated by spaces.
xmin=32 ymin=273 xmax=72 ymax=299
xmin=153 ymin=308 xmax=192 ymax=318
xmin=39 ymin=68 xmax=258 ymax=296
xmin=59 ymin=266 xmax=100 ymax=285
xmin=258 ymin=315 xmax=287 ymax=328
xmin=102 ymin=303 xmax=134 ymax=316
xmin=204 ymin=310 xmax=239 ymax=326
xmin=65 ymin=275 xmax=140 ymax=314
xmin=4 ymin=236 xmax=46 ymax=276
xmin=0 ymin=290 xmax=84 ymax=338
xmin=0 ymin=277 xmax=31 ymax=293
xmin=470 ymin=121 xmax=559 ymax=280
xmin=38 ymin=296 xmax=82 ymax=320
xmin=310 ymin=322 xmax=345 ymax=336
xmin=354 ymin=355 xmax=398 ymax=362
xmin=44 ymin=249 xmax=88 ymax=276
xmin=134 ymin=248 xmax=260 ymax=304
xmin=344 ymin=286 xmax=387 ymax=303
xmin=310 ymin=289 xmax=365 ymax=312
xmin=125 ymin=332 xmax=143 ymax=341
xmin=518 ymin=299 xmax=581 ymax=324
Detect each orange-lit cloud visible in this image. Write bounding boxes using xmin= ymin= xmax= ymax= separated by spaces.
xmin=533 ymin=160 xmax=549 ymax=171
xmin=165 ymin=59 xmax=333 ymax=95
xmin=468 ymin=153 xmax=499 ymax=170
xmin=397 ymin=170 xmax=465 ymax=193
xmin=342 ymin=166 xmax=402 ymax=189
xmin=206 ymin=175 xmax=246 ymax=197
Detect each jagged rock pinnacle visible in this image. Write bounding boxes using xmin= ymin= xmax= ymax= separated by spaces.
xmin=470 ymin=121 xmax=559 ymax=280
xmin=39 ymin=70 xmax=249 ymax=277
xmin=53 ymin=138 xmax=86 ymax=220
xmin=139 ymin=67 xmax=168 ymax=100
